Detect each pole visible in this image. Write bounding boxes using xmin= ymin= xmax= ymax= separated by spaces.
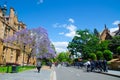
xmin=23 ymin=45 xmax=25 ymax=67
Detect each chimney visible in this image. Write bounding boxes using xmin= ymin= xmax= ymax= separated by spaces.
xmin=0 ymin=8 xmax=3 ymax=17
xmin=9 ymin=8 xmax=15 ymax=26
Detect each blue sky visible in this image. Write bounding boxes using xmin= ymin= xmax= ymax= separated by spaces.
xmin=1 ymin=0 xmax=120 ymax=53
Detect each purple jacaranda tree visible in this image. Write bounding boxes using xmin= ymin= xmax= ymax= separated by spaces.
xmin=34 ymin=28 xmax=56 ymax=59
xmin=28 ymin=27 xmax=56 ymax=60
xmin=4 ymin=27 xmax=56 ymax=65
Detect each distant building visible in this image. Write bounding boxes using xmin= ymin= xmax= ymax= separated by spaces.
xmin=111 ymin=24 xmax=120 ymax=36
xmin=0 ymin=6 xmax=36 ymax=65
xmin=100 ymin=24 xmax=120 ymax=41
xmin=100 ymin=25 xmax=112 ymax=41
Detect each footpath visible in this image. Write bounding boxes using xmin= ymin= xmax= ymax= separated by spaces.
xmin=94 ymin=70 xmax=120 ymax=78
xmin=0 ymin=66 xmax=56 ymax=80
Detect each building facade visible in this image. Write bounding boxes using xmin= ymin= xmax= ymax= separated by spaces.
xmin=0 ymin=6 xmax=36 ymax=65
xmin=100 ymin=25 xmax=112 ymax=41
xmin=100 ymin=24 xmax=120 ymax=41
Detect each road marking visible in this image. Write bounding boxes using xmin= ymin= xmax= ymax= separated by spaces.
xmin=50 ymin=67 xmax=57 ymax=80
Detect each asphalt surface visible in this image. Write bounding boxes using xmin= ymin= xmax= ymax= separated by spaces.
xmin=0 ymin=65 xmax=120 ymax=80
xmin=55 ymin=65 xmax=120 ymax=80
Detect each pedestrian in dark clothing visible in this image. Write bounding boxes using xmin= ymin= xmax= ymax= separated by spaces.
xmin=36 ymin=61 xmax=42 ymax=73
xmin=94 ymin=60 xmax=99 ymax=70
xmin=90 ymin=60 xmax=95 ymax=72
xmin=98 ymin=60 xmax=103 ymax=72
xmin=77 ymin=61 xmax=80 ymax=69
xmin=103 ymin=59 xmax=108 ymax=72
xmin=48 ymin=61 xmax=52 ymax=68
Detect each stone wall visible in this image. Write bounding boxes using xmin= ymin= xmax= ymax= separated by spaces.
xmin=109 ymin=59 xmax=120 ymax=71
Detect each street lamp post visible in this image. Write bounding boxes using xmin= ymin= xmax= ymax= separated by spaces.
xmin=23 ymin=44 xmax=25 ymax=67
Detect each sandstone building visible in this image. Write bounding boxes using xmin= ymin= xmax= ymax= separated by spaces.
xmin=0 ymin=5 xmax=36 ymax=65
xmin=100 ymin=24 xmax=120 ymax=41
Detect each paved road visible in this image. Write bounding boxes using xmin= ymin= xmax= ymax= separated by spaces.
xmin=0 ymin=65 xmax=119 ymax=80
xmin=55 ymin=66 xmax=120 ymax=80
xmin=0 ymin=68 xmax=52 ymax=80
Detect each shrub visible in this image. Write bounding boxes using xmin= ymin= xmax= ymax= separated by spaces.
xmin=96 ymin=51 xmax=103 ymax=60
xmin=103 ymin=50 xmax=113 ymax=61
xmin=89 ymin=53 xmax=97 ymax=60
xmin=0 ymin=66 xmax=12 ymax=73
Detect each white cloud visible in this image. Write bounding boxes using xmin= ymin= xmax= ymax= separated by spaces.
xmin=37 ymin=0 xmax=43 ymax=4
xmin=112 ymin=20 xmax=120 ymax=25
xmin=68 ymin=18 xmax=74 ymax=23
xmin=65 ymin=24 xmax=77 ymax=38
xmin=110 ymin=27 xmax=118 ymax=32
xmin=110 ymin=20 xmax=120 ymax=32
xmin=52 ymin=42 xmax=68 ymax=53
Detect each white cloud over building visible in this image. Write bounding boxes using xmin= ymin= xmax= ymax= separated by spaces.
xmin=112 ymin=20 xmax=120 ymax=25
xmin=110 ymin=20 xmax=120 ymax=32
xmin=110 ymin=27 xmax=118 ymax=32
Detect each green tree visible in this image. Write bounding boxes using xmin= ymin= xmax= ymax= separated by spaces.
xmin=57 ymin=52 xmax=70 ymax=62
xmin=85 ymin=34 xmax=100 ymax=53
xmin=94 ymin=28 xmax=100 ymax=37
xmin=98 ymin=40 xmax=110 ymax=52
xmin=117 ymin=46 xmax=120 ymax=60
xmin=68 ymin=29 xmax=90 ymax=59
xmin=67 ymin=41 xmax=77 ymax=55
xmin=67 ymin=29 xmax=100 ymax=59
xmin=109 ymin=36 xmax=120 ymax=54
xmin=103 ymin=50 xmax=112 ymax=61
xmin=117 ymin=46 xmax=120 ymax=55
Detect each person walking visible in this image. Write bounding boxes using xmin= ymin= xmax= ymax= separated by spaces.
xmin=36 ymin=61 xmax=42 ymax=73
xmin=47 ymin=61 xmax=52 ymax=68
xmin=84 ymin=59 xmax=91 ymax=72
xmin=98 ymin=60 xmax=103 ymax=72
xmin=102 ymin=59 xmax=108 ymax=72
xmin=90 ymin=60 xmax=95 ymax=72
